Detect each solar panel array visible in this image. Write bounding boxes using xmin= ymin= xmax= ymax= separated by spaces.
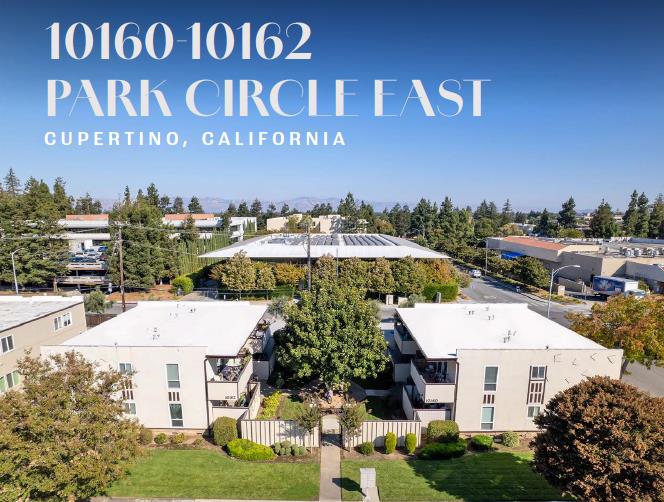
xmin=311 ymin=235 xmax=337 ymax=246
xmin=341 ymin=235 xmax=391 ymax=246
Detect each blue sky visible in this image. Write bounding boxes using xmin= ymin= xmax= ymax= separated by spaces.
xmin=0 ymin=0 xmax=662 ymax=211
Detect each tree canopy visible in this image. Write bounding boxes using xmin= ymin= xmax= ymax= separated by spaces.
xmin=532 ymin=377 xmax=663 ymax=502
xmin=276 ymin=283 xmax=388 ymax=389
xmin=0 ymin=352 xmax=141 ymax=501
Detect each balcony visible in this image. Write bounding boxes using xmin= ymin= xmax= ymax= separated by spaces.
xmin=207 ymin=356 xmax=254 ymax=403
xmin=410 ymin=359 xmax=456 ymax=405
xmin=394 ymin=323 xmax=418 ymax=355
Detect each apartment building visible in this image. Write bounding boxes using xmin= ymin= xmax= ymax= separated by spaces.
xmin=0 ymin=296 xmax=86 ymax=393
xmin=392 ymin=303 xmax=621 ymax=432
xmin=42 ymin=301 xmax=274 ymax=430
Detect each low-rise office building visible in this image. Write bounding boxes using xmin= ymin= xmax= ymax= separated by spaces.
xmin=42 ymin=301 xmax=274 ymax=430
xmin=266 ymin=214 xmax=346 ymax=233
xmin=0 ymin=295 xmax=86 ymax=393
xmin=392 ymin=303 xmax=621 ymax=432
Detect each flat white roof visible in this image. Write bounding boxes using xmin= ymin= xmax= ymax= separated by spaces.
xmin=396 ymin=303 xmax=603 ymax=358
xmin=0 ymin=296 xmax=83 ymax=332
xmin=200 ymin=233 xmax=448 ymax=260
xmin=55 ymin=301 xmax=267 ymax=356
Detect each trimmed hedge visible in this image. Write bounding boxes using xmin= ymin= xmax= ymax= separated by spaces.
xmin=154 ymin=433 xmax=168 ymax=445
xmin=227 ymin=439 xmax=276 ymax=461
xmin=423 ymin=282 xmax=459 ymax=302
xmin=258 ymin=392 xmax=282 ymax=419
xmin=470 ymin=434 xmax=494 ymax=451
xmin=357 ymin=442 xmax=375 ymax=455
xmin=169 ymin=432 xmax=186 ymax=445
xmin=501 ymin=431 xmax=520 ymax=448
xmin=212 ymin=416 xmax=238 ymax=447
xmin=426 ymin=420 xmax=459 ymax=443
xmin=419 ymin=438 xmax=467 ymax=459
xmin=405 ymin=433 xmax=417 ymax=454
xmin=138 ymin=427 xmax=153 ymax=445
xmin=384 ymin=432 xmax=397 ymax=454
xmin=273 ymin=440 xmax=305 ymax=456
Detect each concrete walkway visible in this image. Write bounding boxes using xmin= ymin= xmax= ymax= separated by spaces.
xmin=319 ymin=414 xmax=342 ymax=501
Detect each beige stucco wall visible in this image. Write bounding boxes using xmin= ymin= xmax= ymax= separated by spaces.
xmin=453 ymin=347 xmax=622 ymax=432
xmin=41 ymin=344 xmax=209 ymax=430
xmin=0 ymin=302 xmax=86 ymax=381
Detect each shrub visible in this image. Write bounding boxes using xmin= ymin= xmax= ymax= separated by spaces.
xmin=426 ymin=420 xmax=459 ymax=443
xmin=384 ymin=432 xmax=397 ymax=454
xmin=501 ymin=431 xmax=520 ymax=448
xmin=273 ymin=440 xmax=296 ymax=456
xmin=154 ymin=433 xmax=168 ymax=445
xmin=258 ymin=392 xmax=282 ymax=419
xmin=471 ymin=434 xmax=494 ymax=451
xmin=212 ymin=416 xmax=238 ymax=447
xmin=227 ymin=439 xmax=275 ymax=461
xmin=169 ymin=432 xmax=186 ymax=445
xmin=357 ymin=441 xmax=375 ymax=455
xmin=138 ymin=427 xmax=153 ymax=445
xmin=405 ymin=433 xmax=417 ymax=454
xmin=192 ymin=437 xmax=204 ymax=448
xmin=294 ymin=445 xmax=306 ymax=456
xmin=419 ymin=438 xmax=467 ymax=459
xmin=171 ymin=275 xmax=194 ymax=295
xmin=422 ymin=282 xmax=459 ymax=302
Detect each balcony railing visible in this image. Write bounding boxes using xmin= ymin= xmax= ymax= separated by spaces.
xmin=412 ymin=358 xmax=456 ymax=384
xmin=207 ymin=356 xmax=254 ymax=403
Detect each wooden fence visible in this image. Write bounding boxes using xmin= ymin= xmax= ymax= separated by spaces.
xmin=343 ymin=420 xmax=421 ymax=449
xmin=239 ymin=419 xmax=320 ymax=448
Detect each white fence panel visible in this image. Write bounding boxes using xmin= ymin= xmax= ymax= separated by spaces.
xmin=240 ymin=419 xmax=319 ymax=447
xmin=344 ymin=420 xmax=421 ymax=449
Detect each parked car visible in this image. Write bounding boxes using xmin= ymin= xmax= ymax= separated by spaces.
xmin=470 ymin=269 xmax=482 ymax=278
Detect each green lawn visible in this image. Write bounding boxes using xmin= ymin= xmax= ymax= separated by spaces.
xmin=341 ymin=452 xmax=567 ymax=501
xmin=108 ymin=449 xmax=320 ymax=500
xmin=362 ymin=397 xmax=391 ymax=420
xmin=279 ymin=393 xmax=310 ymax=420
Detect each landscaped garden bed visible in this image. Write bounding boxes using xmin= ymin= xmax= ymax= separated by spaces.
xmin=107 ymin=449 xmax=320 ymax=500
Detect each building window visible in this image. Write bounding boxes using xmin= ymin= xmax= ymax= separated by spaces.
xmin=481 ymin=406 xmax=495 ymax=430
xmin=483 ymin=366 xmax=498 ymax=392
xmin=166 ymin=364 xmax=180 ymax=389
xmin=1 ymin=370 xmax=21 ymax=392
xmin=528 ymin=381 xmax=545 ymax=404
xmin=124 ymin=402 xmax=137 ymax=415
xmin=528 ymin=406 xmax=541 ymax=418
xmin=53 ymin=312 xmax=72 ymax=331
xmin=531 ymin=366 xmax=546 ymax=380
xmin=169 ymin=403 xmax=183 ymax=427
xmin=119 ymin=362 xmax=133 ymax=375
xmin=1 ymin=335 xmax=14 ymax=354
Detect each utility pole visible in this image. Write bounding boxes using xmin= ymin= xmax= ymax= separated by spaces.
xmin=117 ymin=225 xmax=126 ymax=312
xmin=306 ymin=222 xmax=311 ymax=291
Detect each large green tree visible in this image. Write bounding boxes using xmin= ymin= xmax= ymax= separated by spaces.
xmin=622 ymin=190 xmax=639 ymax=235
xmin=649 ymin=194 xmax=664 ymax=239
xmin=391 ymin=256 xmax=427 ymax=295
xmin=557 ymin=196 xmax=577 ymax=229
xmin=276 ymin=283 xmax=388 ymax=389
xmin=339 ymin=257 xmax=369 ymax=290
xmin=589 ymin=200 xmax=618 ymax=238
xmin=532 ymin=377 xmax=663 ymax=502
xmin=568 ymin=295 xmax=664 ymax=375
xmin=0 ymin=352 xmax=141 ymax=501
xmin=368 ymin=257 xmax=395 ymax=297
xmin=210 ymin=251 xmax=256 ymax=291
xmin=635 ymin=192 xmax=650 ymax=237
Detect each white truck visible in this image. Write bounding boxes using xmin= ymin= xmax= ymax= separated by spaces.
xmin=592 ymin=276 xmax=645 ymax=299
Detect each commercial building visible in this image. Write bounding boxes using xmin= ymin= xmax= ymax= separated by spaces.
xmin=266 ymin=214 xmax=345 ymax=234
xmin=42 ymin=301 xmax=274 ymax=430
xmin=392 ymin=303 xmax=621 ymax=432
xmin=0 ymin=295 xmax=86 ymax=393
xmin=200 ymin=233 xmax=448 ymax=261
xmin=488 ymin=235 xmax=664 ymax=292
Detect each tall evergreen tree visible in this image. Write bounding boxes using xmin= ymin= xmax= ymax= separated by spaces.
xmin=535 ymin=209 xmax=557 ymax=237
xmin=123 ymin=186 xmax=131 ymax=204
xmin=52 ymin=177 xmax=73 ymax=217
xmin=622 ymin=190 xmax=639 ymax=235
xmin=279 ymin=203 xmax=290 ymax=215
xmin=634 ymin=192 xmax=650 ymax=237
xmin=145 ymin=183 xmax=160 ymax=209
xmin=589 ymin=200 xmax=618 ymax=238
xmin=172 ymin=196 xmax=184 ymax=213
xmin=3 ymin=168 xmax=22 ymax=195
xmin=557 ymin=196 xmax=577 ymax=229
xmin=500 ymin=199 xmax=514 ymax=226
xmin=648 ymin=194 xmax=664 ymax=239
xmin=188 ymin=196 xmax=204 ymax=213
xmin=158 ymin=195 xmax=171 ymax=214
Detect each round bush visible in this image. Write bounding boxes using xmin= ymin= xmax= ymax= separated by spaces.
xmin=294 ymin=445 xmax=306 ymax=456
xmin=419 ymin=438 xmax=467 ymax=459
xmin=212 ymin=416 xmax=238 ymax=447
xmin=470 ymin=434 xmax=494 ymax=451
xmin=192 ymin=437 xmax=204 ymax=448
xmin=405 ymin=432 xmax=417 ymax=454
xmin=384 ymin=432 xmax=397 ymax=454
xmin=357 ymin=441 xmax=375 ymax=455
xmin=501 ymin=431 xmax=520 ymax=448
xmin=171 ymin=275 xmax=194 ymax=295
xmin=227 ymin=438 xmax=275 ymax=461
xmin=139 ymin=427 xmax=153 ymax=445
xmin=154 ymin=433 xmax=168 ymax=445
xmin=426 ymin=420 xmax=459 ymax=443
xmin=169 ymin=432 xmax=186 ymax=445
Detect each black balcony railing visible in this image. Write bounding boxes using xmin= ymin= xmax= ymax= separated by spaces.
xmin=412 ymin=359 xmax=455 ymax=384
